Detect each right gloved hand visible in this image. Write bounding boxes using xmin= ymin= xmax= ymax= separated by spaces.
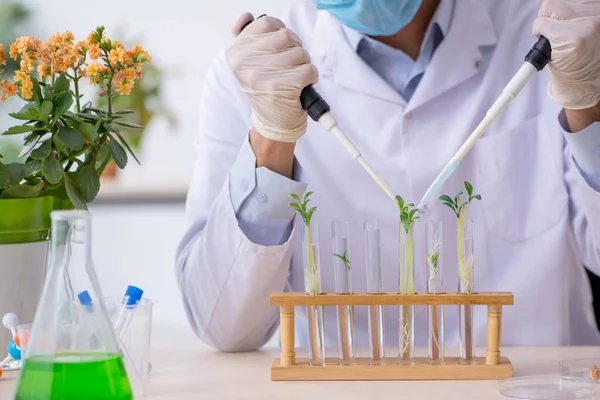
xmin=226 ymin=13 xmax=319 ymax=143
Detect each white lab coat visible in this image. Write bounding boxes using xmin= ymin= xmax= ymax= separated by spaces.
xmin=176 ymin=0 xmax=600 ymax=352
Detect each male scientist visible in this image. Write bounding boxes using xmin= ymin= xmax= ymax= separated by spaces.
xmin=175 ymin=0 xmax=600 ymax=351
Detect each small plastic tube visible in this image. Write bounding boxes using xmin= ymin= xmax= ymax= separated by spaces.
xmin=398 ymin=227 xmax=415 ymax=365
xmin=113 ymin=285 xmax=144 ymax=342
xmin=302 ymin=222 xmax=324 ymax=366
xmin=364 ymin=220 xmax=385 ymax=366
xmin=331 ymin=221 xmax=354 ymax=366
xmin=426 ymin=221 xmax=444 ymax=365
xmin=458 ymin=220 xmax=475 ymax=364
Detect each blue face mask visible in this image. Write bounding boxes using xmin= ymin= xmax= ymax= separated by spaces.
xmin=313 ymin=0 xmax=423 ymax=36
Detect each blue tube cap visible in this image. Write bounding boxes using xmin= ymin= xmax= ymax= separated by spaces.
xmin=123 ymin=285 xmax=143 ymax=306
xmin=77 ymin=290 xmax=93 ymax=307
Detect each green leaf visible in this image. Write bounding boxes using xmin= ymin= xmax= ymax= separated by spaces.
xmin=19 ymin=134 xmax=41 ymax=158
xmin=43 ymin=84 xmax=53 ymax=101
xmin=6 ymin=163 xmax=25 ymax=184
xmin=104 ymin=123 xmax=122 ymax=133
xmin=53 ymin=74 xmax=70 ymax=94
xmin=115 ymin=109 xmax=135 ymax=115
xmin=42 ymin=154 xmax=63 ymax=184
xmin=472 ymin=194 xmax=481 ymax=200
xmin=78 ymin=165 xmax=100 ymax=203
xmin=32 ymin=78 xmax=43 ymax=106
xmin=95 ymin=142 xmax=111 ymax=172
xmin=76 ymin=122 xmax=98 ymax=142
xmin=53 ymin=134 xmax=66 ymax=152
xmin=64 ymin=173 xmax=87 ymax=210
xmin=2 ymin=125 xmax=43 ymax=135
xmin=439 ymin=195 xmax=453 ymax=204
xmin=464 ymin=181 xmax=473 ymax=197
xmin=109 ymin=137 xmax=127 ymax=169
xmin=76 ymin=112 xmax=99 ymax=120
xmin=0 ymin=182 xmax=44 ymax=199
xmin=114 ymin=121 xmax=143 ymax=129
xmin=30 ymin=141 xmax=52 ymax=160
xmin=454 ymin=192 xmax=463 ymax=204
xmin=9 ymin=102 xmax=41 ymax=120
xmin=306 ymin=207 xmax=316 ymax=222
xmin=303 ymin=191 xmax=313 ymax=203
xmin=53 ymin=92 xmax=74 ymax=118
xmin=0 ymin=162 xmax=9 ymax=189
xmin=39 ymin=101 xmax=53 ymax=122
xmin=408 ymin=209 xmax=418 ymax=219
xmin=58 ymin=125 xmax=84 ymax=150
xmin=23 ymin=159 xmax=42 ymax=176
xmin=395 ymin=195 xmax=404 ymax=210
xmin=442 ymin=201 xmax=456 ymax=210
xmin=400 ymin=214 xmax=409 ymax=233
xmin=114 ymin=132 xmax=140 ymax=165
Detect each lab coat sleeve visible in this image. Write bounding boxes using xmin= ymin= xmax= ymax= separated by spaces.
xmin=560 ymin=117 xmax=600 ymax=192
xmin=230 ymin=139 xmax=308 ymax=246
xmin=175 ymin=51 xmax=305 ymax=352
xmin=561 ymin=120 xmax=600 ymax=276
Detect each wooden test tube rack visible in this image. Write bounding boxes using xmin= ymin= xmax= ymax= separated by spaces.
xmin=269 ymin=292 xmax=514 ymax=381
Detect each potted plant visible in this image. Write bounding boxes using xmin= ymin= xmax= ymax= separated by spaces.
xmin=0 ymin=26 xmax=150 ymax=347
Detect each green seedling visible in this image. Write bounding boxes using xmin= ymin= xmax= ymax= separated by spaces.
xmin=289 ymin=191 xmax=320 ymax=295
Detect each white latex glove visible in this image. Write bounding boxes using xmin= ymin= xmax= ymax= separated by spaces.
xmin=533 ymin=0 xmax=600 ymax=110
xmin=226 ymin=13 xmax=318 ymax=142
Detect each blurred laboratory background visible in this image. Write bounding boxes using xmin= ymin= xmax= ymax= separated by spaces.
xmin=0 ymin=0 xmax=296 ymax=333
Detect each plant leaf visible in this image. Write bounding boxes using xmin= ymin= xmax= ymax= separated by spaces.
xmin=303 ymin=191 xmax=313 ymax=203
xmin=464 ymin=181 xmax=473 ymax=197
xmin=442 ymin=201 xmax=456 ymax=210
xmin=19 ymin=134 xmax=41 ymax=158
xmin=95 ymin=142 xmax=112 ymax=172
xmin=58 ymin=125 xmax=84 ymax=150
xmin=78 ymin=165 xmax=100 ymax=203
xmin=31 ymin=78 xmax=43 ymax=106
xmin=114 ymin=132 xmax=140 ymax=165
xmin=9 ymin=102 xmax=41 ymax=120
xmin=115 ymin=109 xmax=135 ymax=115
xmin=39 ymin=100 xmax=53 ymax=122
xmin=76 ymin=112 xmax=99 ymax=121
xmin=53 ymin=92 xmax=74 ymax=118
xmin=23 ymin=159 xmax=42 ymax=176
xmin=288 ymin=193 xmax=300 ymax=202
xmin=30 ymin=141 xmax=52 ymax=160
xmin=53 ymin=134 xmax=66 ymax=152
xmin=2 ymin=125 xmax=42 ymax=135
xmin=438 ymin=195 xmax=453 ymax=204
xmin=472 ymin=194 xmax=481 ymax=200
xmin=0 ymin=162 xmax=9 ymax=189
xmin=306 ymin=207 xmax=316 ymax=222
xmin=0 ymin=182 xmax=44 ymax=199
xmin=454 ymin=192 xmax=463 ymax=203
xmin=53 ymin=74 xmax=70 ymax=94
xmin=64 ymin=173 xmax=87 ymax=210
xmin=114 ymin=121 xmax=143 ymax=129
xmin=6 ymin=163 xmax=25 ymax=184
xmin=109 ymin=137 xmax=127 ymax=169
xmin=395 ymin=195 xmax=404 ymax=210
xmin=76 ymin=121 xmax=98 ymax=142
xmin=104 ymin=123 xmax=122 ymax=133
xmin=42 ymin=154 xmax=63 ymax=184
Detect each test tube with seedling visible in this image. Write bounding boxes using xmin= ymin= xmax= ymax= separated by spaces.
xmin=426 ymin=221 xmax=444 ymax=365
xmin=363 ymin=220 xmax=385 ymax=366
xmin=396 ymin=196 xmax=417 ymax=365
xmin=289 ymin=192 xmax=324 ymax=366
xmin=439 ymin=181 xmax=481 ymax=365
xmin=332 ymin=221 xmax=354 ymax=366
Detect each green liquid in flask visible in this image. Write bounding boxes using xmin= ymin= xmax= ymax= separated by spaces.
xmin=15 ymin=352 xmax=133 ymax=400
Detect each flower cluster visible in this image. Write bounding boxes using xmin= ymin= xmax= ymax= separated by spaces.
xmin=0 ymin=44 xmax=17 ymax=102
xmin=6 ymin=26 xmax=151 ymax=99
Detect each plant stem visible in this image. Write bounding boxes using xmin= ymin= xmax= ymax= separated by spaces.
xmin=73 ymin=72 xmax=81 ymax=113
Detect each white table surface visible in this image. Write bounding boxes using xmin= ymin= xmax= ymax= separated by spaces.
xmin=1 ymin=327 xmax=598 ymax=400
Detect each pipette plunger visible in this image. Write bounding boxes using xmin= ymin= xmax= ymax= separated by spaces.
xmin=416 ymin=36 xmax=552 ymax=211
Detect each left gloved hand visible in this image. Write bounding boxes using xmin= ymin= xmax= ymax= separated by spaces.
xmin=533 ymin=0 xmax=600 ymax=110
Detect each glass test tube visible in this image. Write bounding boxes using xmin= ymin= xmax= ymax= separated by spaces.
xmin=302 ymin=222 xmax=325 ymax=366
xmin=458 ymin=220 xmax=475 ymax=364
xmin=331 ymin=221 xmax=354 ymax=366
xmin=426 ymin=221 xmax=444 ymax=365
xmin=364 ymin=220 xmax=385 ymax=366
xmin=398 ymin=228 xmax=415 ymax=365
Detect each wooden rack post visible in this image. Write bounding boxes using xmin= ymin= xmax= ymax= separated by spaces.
xmin=269 ymin=292 xmax=514 ymax=381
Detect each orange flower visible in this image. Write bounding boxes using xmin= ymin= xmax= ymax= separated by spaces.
xmin=108 ymin=46 xmax=128 ymax=66
xmin=10 ymin=36 xmax=41 ymax=62
xmin=38 ymin=31 xmax=78 ymax=74
xmin=88 ymin=44 xmax=102 ymax=60
xmin=3 ymin=82 xmax=17 ymax=97
xmin=37 ymin=63 xmax=51 ymax=79
xmin=14 ymin=70 xmax=33 ymax=100
xmin=0 ymin=44 xmax=6 ymax=65
xmin=20 ymin=59 xmax=35 ymax=73
xmin=131 ymin=45 xmax=152 ymax=64
xmin=114 ymin=78 xmax=134 ymax=95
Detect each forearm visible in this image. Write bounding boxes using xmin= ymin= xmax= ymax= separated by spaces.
xmin=564 ymin=103 xmax=600 ymax=133
xmin=249 ymin=127 xmax=295 ymax=178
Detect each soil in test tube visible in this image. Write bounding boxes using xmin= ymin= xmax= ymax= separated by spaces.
xmin=15 ymin=353 xmax=133 ymax=400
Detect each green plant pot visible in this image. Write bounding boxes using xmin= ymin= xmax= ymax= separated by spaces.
xmin=0 ymin=196 xmax=73 ymax=245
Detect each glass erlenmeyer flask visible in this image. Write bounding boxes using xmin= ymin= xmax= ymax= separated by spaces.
xmin=14 ymin=211 xmax=133 ymax=400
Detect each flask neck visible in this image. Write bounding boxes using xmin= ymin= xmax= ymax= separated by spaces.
xmin=50 ymin=212 xmax=93 ymax=270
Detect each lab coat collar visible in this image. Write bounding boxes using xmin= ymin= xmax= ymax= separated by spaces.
xmin=310 ymin=0 xmax=497 ymax=109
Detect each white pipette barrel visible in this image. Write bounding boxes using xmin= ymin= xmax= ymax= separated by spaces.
xmin=318 ymin=113 xmax=396 ymax=201
xmin=416 ymin=36 xmax=552 ymax=211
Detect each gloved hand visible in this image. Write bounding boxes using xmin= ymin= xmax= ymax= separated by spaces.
xmin=226 ymin=13 xmax=318 ymax=142
xmin=533 ymin=0 xmax=600 ymax=110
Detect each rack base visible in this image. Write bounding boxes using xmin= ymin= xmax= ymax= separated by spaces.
xmin=271 ymin=356 xmax=513 ymax=381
